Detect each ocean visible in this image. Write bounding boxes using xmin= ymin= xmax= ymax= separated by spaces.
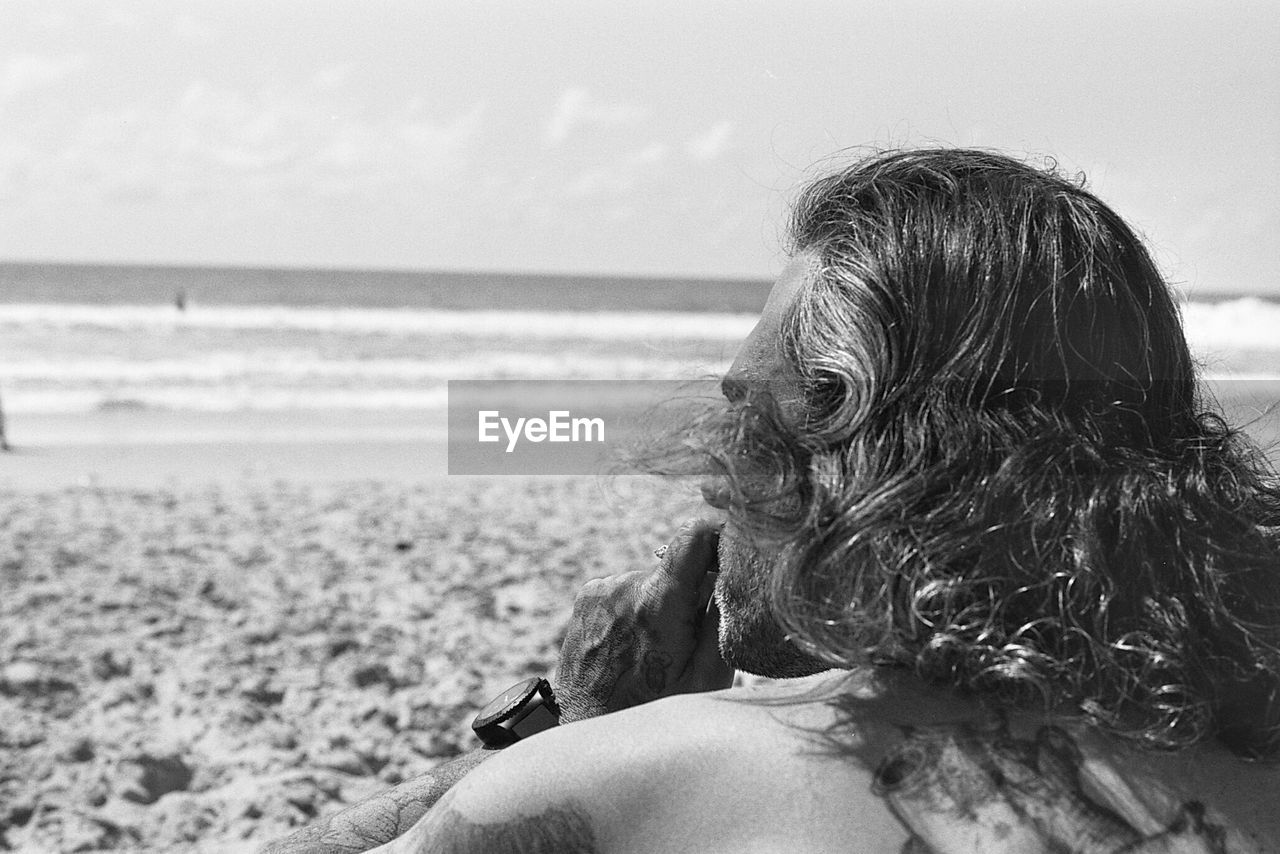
xmin=0 ymin=264 xmax=763 ymax=419
xmin=0 ymin=263 xmax=774 ymax=312
xmin=0 ymin=263 xmax=1276 ymax=439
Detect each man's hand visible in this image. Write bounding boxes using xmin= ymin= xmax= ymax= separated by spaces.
xmin=261 ymin=521 xmax=731 ymax=852
xmin=553 ymin=519 xmax=733 ymax=722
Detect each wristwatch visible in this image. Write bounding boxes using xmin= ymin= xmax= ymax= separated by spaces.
xmin=472 ymin=677 xmax=561 ymax=747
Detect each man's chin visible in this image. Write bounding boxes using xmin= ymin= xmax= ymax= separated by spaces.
xmin=713 ymin=524 xmax=829 ymax=679
xmin=715 ymin=596 xmax=829 ymax=679
xmin=725 ymin=648 xmax=830 ymax=679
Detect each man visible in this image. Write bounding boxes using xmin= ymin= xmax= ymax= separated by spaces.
xmin=266 ymin=149 xmax=1280 ymax=853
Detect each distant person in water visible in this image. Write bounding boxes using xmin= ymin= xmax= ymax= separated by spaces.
xmin=175 ymin=289 xmax=187 ymax=312
xmin=264 ymin=149 xmax=1280 ymax=854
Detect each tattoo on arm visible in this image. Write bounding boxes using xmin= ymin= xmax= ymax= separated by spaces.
xmin=260 ymin=749 xmax=497 ymax=853
xmin=640 ymin=650 xmax=672 ymax=693
xmin=394 ymin=790 xmax=598 ymax=854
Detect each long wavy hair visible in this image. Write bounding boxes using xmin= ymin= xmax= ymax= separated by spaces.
xmin=666 ymin=149 xmax=1280 ymax=757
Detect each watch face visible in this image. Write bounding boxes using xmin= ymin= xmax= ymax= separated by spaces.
xmin=476 ymin=677 xmax=538 ymax=726
xmin=510 ymin=699 xmax=559 ymax=740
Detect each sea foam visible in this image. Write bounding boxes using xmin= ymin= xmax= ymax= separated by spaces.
xmin=1 ymin=299 xmax=1276 ymax=348
xmin=1181 ymin=298 xmax=1280 ymax=352
xmin=0 ymin=304 xmax=757 ymax=341
xmin=0 ymin=299 xmax=1276 ymax=416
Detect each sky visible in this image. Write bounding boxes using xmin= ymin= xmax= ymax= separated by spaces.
xmin=0 ymin=0 xmax=1276 ymax=295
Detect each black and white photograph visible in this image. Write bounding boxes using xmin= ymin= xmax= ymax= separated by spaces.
xmin=1 ymin=2 xmax=1278 ymax=851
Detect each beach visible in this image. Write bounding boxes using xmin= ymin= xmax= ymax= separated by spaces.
xmin=0 ymin=474 xmax=707 ymax=852
xmin=0 ymin=410 xmax=450 ymax=491
xmin=2 ymin=265 xmax=1279 ymax=852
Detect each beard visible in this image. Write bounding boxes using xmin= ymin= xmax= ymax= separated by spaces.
xmin=714 ymin=523 xmax=830 ymax=679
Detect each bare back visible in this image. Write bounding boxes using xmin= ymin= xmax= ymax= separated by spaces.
xmin=649 ymin=673 xmax=1280 ymax=853
xmin=635 ymin=672 xmax=1280 ymax=853
xmin=378 ymin=670 xmax=1279 ymax=853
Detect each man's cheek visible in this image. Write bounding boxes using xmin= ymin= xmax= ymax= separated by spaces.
xmin=714 ymin=541 xmax=754 ymax=603
xmin=711 ymin=566 xmax=739 ymax=613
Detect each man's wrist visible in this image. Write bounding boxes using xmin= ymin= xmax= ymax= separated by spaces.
xmin=472 ymin=677 xmax=561 ymax=747
xmin=549 ymin=682 xmax=603 ymax=724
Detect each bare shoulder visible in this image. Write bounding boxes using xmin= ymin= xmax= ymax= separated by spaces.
xmin=612 ymin=672 xmax=1280 ymax=854
xmin=376 ymin=672 xmax=1280 ymax=853
xmin=373 ymin=672 xmax=906 ymax=854
xmin=366 ymin=689 xmax=753 ymax=854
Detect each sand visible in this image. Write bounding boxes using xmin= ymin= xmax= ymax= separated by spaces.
xmin=0 ymin=410 xmax=451 ymax=491
xmin=0 ymin=473 xmax=704 ymax=852
xmin=0 ymin=441 xmax=449 ymax=492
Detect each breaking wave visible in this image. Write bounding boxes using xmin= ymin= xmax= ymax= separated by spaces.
xmin=0 ymin=304 xmax=757 ymax=341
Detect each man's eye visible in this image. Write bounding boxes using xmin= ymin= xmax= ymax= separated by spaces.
xmin=721 ymin=375 xmax=750 ymax=404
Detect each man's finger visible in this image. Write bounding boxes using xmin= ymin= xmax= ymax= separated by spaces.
xmin=686 ymin=597 xmax=733 ymax=690
xmin=579 ymin=570 xmax=645 ymax=596
xmin=695 ymin=567 xmax=717 ymax=615
xmin=655 ymin=519 xmax=721 ymax=594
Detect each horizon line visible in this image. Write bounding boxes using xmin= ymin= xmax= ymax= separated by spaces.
xmin=0 ymin=258 xmax=773 ymax=287
xmin=0 ymin=259 xmax=1272 ymax=302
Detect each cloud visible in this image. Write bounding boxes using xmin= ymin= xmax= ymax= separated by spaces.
xmin=563 ymin=143 xmax=670 ymax=198
xmin=173 ymin=82 xmax=298 ymax=170
xmin=311 ymin=63 xmax=356 ymax=91
xmin=543 ymin=87 xmax=649 ymax=146
xmin=27 ymin=9 xmax=72 ymax=31
xmin=685 ymin=121 xmax=733 ymax=161
xmin=1 ymin=76 xmax=487 ymax=207
xmin=631 ymin=143 xmax=669 ymax=165
xmin=169 ymin=84 xmax=486 ymax=191
xmin=169 ymin=13 xmax=219 ymax=46
xmin=565 ymin=168 xmax=632 ymax=197
xmin=0 ymin=53 xmax=83 ymax=102
xmin=384 ymin=101 xmax=486 ymax=182
xmin=103 ymin=8 xmax=144 ymax=33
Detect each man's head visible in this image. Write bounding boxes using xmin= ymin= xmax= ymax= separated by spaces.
xmin=711 ymin=254 xmax=829 ymax=678
xmin=699 ymin=149 xmax=1280 ymax=755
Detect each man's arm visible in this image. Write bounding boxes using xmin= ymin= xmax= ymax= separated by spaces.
xmin=259 ymin=750 xmax=497 ymax=854
xmin=368 ymin=697 xmax=671 ymax=854
xmin=373 ymin=688 xmax=741 ymax=854
xmin=260 ymin=520 xmax=730 ymax=853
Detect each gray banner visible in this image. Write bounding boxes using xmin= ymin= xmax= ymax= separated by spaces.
xmin=447 ymin=379 xmax=718 ymax=475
